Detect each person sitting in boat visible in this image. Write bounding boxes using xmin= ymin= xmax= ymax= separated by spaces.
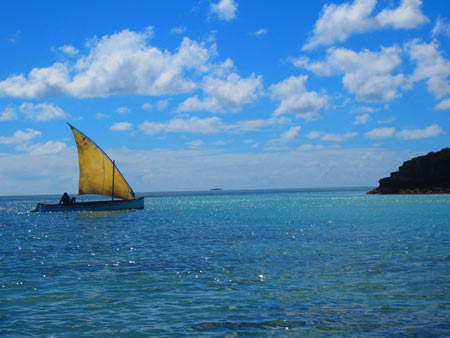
xmin=59 ymin=192 xmax=76 ymax=205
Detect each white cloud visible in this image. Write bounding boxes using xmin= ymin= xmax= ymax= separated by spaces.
xmin=139 ymin=116 xmax=224 ymax=135
xmin=377 ymin=117 xmax=396 ymax=124
xmin=306 ymin=131 xmax=323 ymax=139
xmin=432 ymin=17 xmax=450 ymax=38
xmin=0 ymin=105 xmax=17 ymax=121
xmin=407 ymin=39 xmax=450 ymax=99
xmin=6 ymin=132 xmax=67 ymax=155
xmin=303 ymin=0 xmax=428 ymax=50
xmin=375 ymin=0 xmax=428 ymax=29
xmin=0 ymin=128 xmax=41 ymax=144
xmin=95 ymin=112 xmax=108 ymax=119
xmin=171 ymin=26 xmax=186 ymax=35
xmin=321 ymin=131 xmax=357 ymax=142
xmin=251 ymin=28 xmax=268 ymax=36
xmin=306 ymin=130 xmax=357 ymax=142
xmin=365 ymin=127 xmax=396 ymax=139
xmin=19 ymin=102 xmax=69 ymax=121
xmin=110 ymin=122 xmax=132 ymax=131
xmin=0 ymin=62 xmax=70 ymax=97
xmin=139 ymin=115 xmax=288 ymax=136
xmin=269 ymin=75 xmax=328 ymax=120
xmin=435 ymin=98 xmax=450 ymax=110
xmin=397 ymin=124 xmax=444 ymax=140
xmin=269 ymin=126 xmax=301 ymax=145
xmin=355 ymin=106 xmax=377 ymax=114
xmin=116 ymin=107 xmax=130 ymax=114
xmin=365 ymin=124 xmax=444 ymax=140
xmin=210 ymin=0 xmax=238 ymax=21
xmin=229 ymin=116 xmax=289 ymax=132
xmin=353 ymin=113 xmax=370 ymax=125
xmin=303 ymin=0 xmax=376 ymax=50
xmin=142 ymin=103 xmax=153 ymax=111
xmin=280 ymin=126 xmax=301 ymax=142
xmin=297 ymin=46 xmax=405 ymax=102
xmin=298 ymin=144 xmax=324 ymax=151
xmin=58 ymin=45 xmax=79 ymax=56
xmin=187 ymin=139 xmax=204 ymax=148
xmin=0 ymin=28 xmax=214 ymax=98
xmin=178 ymin=72 xmax=262 ymax=113
xmin=17 ymin=140 xmax=68 ymax=155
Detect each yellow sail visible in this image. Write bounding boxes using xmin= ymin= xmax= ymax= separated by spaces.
xmin=68 ymin=124 xmax=135 ymax=200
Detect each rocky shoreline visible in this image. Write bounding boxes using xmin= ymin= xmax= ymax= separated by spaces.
xmin=367 ymin=148 xmax=450 ymax=194
xmin=368 ymin=187 xmax=450 ymax=194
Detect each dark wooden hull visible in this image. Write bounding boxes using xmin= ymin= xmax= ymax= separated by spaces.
xmin=32 ymin=197 xmax=145 ymax=212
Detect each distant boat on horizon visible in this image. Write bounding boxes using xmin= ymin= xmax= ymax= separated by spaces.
xmin=32 ymin=123 xmax=144 ymax=212
xmin=210 ymin=188 xmax=222 ymax=191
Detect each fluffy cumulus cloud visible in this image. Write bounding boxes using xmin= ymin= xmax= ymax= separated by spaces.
xmin=139 ymin=115 xmax=288 ymax=135
xmin=375 ymin=0 xmax=428 ymax=29
xmin=298 ymin=144 xmax=324 ymax=151
xmin=435 ymin=98 xmax=450 ymax=110
xmin=210 ymin=0 xmax=238 ymax=21
xmin=94 ymin=112 xmax=108 ymax=119
xmin=142 ymin=103 xmax=153 ymax=111
xmin=303 ymin=0 xmax=428 ymax=50
xmin=139 ymin=116 xmax=224 ymax=135
xmin=116 ymin=107 xmax=131 ymax=114
xmin=186 ymin=139 xmax=204 ymax=148
xmin=0 ymin=28 xmax=214 ymax=98
xmin=58 ymin=45 xmax=79 ymax=56
xmin=178 ymin=72 xmax=262 ymax=113
xmin=17 ymin=141 xmax=68 ymax=155
xmin=407 ymin=39 xmax=450 ymax=99
xmin=0 ymin=105 xmax=17 ymax=121
xmin=397 ymin=124 xmax=444 ymax=140
xmin=296 ymin=46 xmax=405 ymax=102
xmin=251 ymin=28 xmax=268 ymax=36
xmin=229 ymin=116 xmax=289 ymax=132
xmin=365 ymin=124 xmax=444 ymax=139
xmin=110 ymin=122 xmax=132 ymax=131
xmin=365 ymin=126 xmax=396 ymax=139
xmin=0 ymin=128 xmax=41 ymax=144
xmin=0 ymin=128 xmax=67 ymax=155
xmin=171 ymin=26 xmax=186 ymax=35
xmin=306 ymin=130 xmax=357 ymax=142
xmin=353 ymin=113 xmax=370 ymax=125
xmin=19 ymin=102 xmax=69 ymax=121
xmin=269 ymin=126 xmax=301 ymax=145
xmin=269 ymin=75 xmax=328 ymax=120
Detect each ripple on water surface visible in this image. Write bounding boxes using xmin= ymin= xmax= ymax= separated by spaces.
xmin=0 ymin=190 xmax=449 ymax=336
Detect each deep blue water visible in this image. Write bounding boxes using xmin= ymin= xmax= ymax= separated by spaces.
xmin=1 ymin=189 xmax=449 ymax=337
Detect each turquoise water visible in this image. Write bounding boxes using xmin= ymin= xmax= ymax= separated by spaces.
xmin=1 ymin=189 xmax=449 ymax=337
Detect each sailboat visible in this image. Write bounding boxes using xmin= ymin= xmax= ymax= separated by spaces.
xmin=32 ymin=123 xmax=145 ymax=212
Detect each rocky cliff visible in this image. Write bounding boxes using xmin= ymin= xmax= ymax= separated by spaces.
xmin=368 ymin=148 xmax=450 ymax=194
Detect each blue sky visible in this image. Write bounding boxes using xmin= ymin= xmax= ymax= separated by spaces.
xmin=0 ymin=0 xmax=449 ymax=195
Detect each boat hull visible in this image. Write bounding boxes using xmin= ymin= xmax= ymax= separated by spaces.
xmin=32 ymin=197 xmax=145 ymax=212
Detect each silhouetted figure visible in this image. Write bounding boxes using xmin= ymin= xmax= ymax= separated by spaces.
xmin=59 ymin=192 xmax=72 ymax=206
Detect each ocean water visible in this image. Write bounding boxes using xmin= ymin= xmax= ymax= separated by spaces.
xmin=1 ymin=189 xmax=449 ymax=337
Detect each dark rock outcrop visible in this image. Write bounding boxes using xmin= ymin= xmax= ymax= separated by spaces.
xmin=368 ymin=148 xmax=450 ymax=194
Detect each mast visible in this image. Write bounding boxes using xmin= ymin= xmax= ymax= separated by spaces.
xmin=112 ymin=160 xmax=115 ymax=201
